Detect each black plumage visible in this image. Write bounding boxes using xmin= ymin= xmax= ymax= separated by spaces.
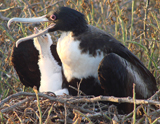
xmin=11 ymin=39 xmax=61 ymax=91
xmin=11 ymin=40 xmax=40 ymax=89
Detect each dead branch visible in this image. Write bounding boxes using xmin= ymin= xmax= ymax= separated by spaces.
xmin=0 ymin=13 xmax=10 ymax=21
xmin=0 ymin=92 xmax=93 ymax=114
xmin=0 ymin=92 xmax=59 ymax=107
xmin=1 ymin=97 xmax=33 ymax=113
xmin=37 ymin=1 xmax=63 ymax=13
xmin=1 ymin=91 xmax=160 ymax=109
xmin=73 ymin=109 xmax=93 ymax=123
xmin=68 ymin=94 xmax=160 ymax=106
xmin=149 ymin=90 xmax=160 ymax=100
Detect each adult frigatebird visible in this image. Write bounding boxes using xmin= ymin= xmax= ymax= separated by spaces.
xmin=8 ymin=7 xmax=158 ymax=113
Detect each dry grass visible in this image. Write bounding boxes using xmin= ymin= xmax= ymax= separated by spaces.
xmin=0 ymin=0 xmax=160 ymax=123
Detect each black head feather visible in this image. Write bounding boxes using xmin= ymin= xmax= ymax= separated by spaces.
xmin=46 ymin=7 xmax=88 ymax=35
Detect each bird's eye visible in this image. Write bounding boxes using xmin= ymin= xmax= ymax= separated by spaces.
xmin=50 ymin=15 xmax=56 ymax=21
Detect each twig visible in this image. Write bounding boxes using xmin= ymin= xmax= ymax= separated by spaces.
xmin=149 ymin=90 xmax=160 ymax=100
xmin=0 ymin=92 xmax=59 ymax=107
xmin=0 ymin=92 xmax=94 ymax=113
xmin=0 ymin=13 xmax=10 ymax=21
xmin=0 ymin=2 xmax=43 ymax=12
xmin=85 ymin=110 xmax=113 ymax=121
xmin=24 ymin=107 xmax=40 ymax=120
xmin=73 ymin=109 xmax=93 ymax=124
xmin=136 ymin=107 xmax=160 ymax=123
xmin=1 ymin=92 xmax=160 ymax=109
xmin=77 ymin=79 xmax=83 ymax=96
xmin=14 ymin=111 xmax=24 ymax=124
xmin=1 ymin=97 xmax=33 ymax=113
xmin=152 ymin=116 xmax=160 ymax=124
xmin=0 ymin=6 xmax=15 ymax=12
xmin=96 ymin=101 xmax=105 ymax=120
xmin=122 ymin=105 xmax=143 ymax=123
xmin=143 ymin=0 xmax=150 ymax=48
xmin=64 ymin=103 xmax=67 ymax=124
xmin=44 ymin=103 xmax=54 ymax=124
xmin=69 ymin=85 xmax=86 ymax=96
xmin=33 ymin=86 xmax=42 ymax=124
xmin=133 ymin=83 xmax=136 ymax=124
xmin=69 ymin=103 xmax=94 ymax=113
xmin=21 ymin=0 xmax=32 ymax=17
xmin=37 ymin=1 xmax=63 ymax=13
xmin=148 ymin=108 xmax=160 ymax=117
xmin=68 ymin=95 xmax=160 ymax=106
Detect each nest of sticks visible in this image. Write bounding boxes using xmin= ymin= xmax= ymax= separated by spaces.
xmin=0 ymin=88 xmax=160 ymax=124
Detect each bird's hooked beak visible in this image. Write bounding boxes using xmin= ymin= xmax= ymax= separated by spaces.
xmin=7 ymin=15 xmax=48 ymax=28
xmin=7 ymin=15 xmax=55 ymax=47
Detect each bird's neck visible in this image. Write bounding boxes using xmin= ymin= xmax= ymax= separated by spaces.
xmin=34 ymin=40 xmax=51 ymax=58
xmin=38 ymin=45 xmax=61 ymax=77
xmin=72 ymin=24 xmax=88 ymax=36
xmin=38 ymin=49 xmax=62 ymax=93
xmin=38 ymin=45 xmax=52 ymax=58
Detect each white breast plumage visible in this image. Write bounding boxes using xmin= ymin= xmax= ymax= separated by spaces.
xmin=57 ymin=32 xmax=104 ymax=82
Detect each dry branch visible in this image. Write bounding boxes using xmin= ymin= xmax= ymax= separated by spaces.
xmin=1 ymin=91 xmax=160 ymax=110
xmin=1 ymin=97 xmax=33 ymax=113
xmin=0 ymin=13 xmax=10 ymax=21
xmin=68 ymin=94 xmax=160 ymax=106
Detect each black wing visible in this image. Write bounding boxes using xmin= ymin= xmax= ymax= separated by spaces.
xmin=77 ymin=26 xmax=157 ymax=97
xmin=98 ymin=53 xmax=128 ymax=97
xmin=11 ymin=40 xmax=40 ymax=89
xmin=11 ymin=39 xmax=61 ymax=90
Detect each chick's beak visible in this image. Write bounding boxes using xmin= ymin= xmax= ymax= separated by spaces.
xmin=15 ymin=23 xmax=55 ymax=47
